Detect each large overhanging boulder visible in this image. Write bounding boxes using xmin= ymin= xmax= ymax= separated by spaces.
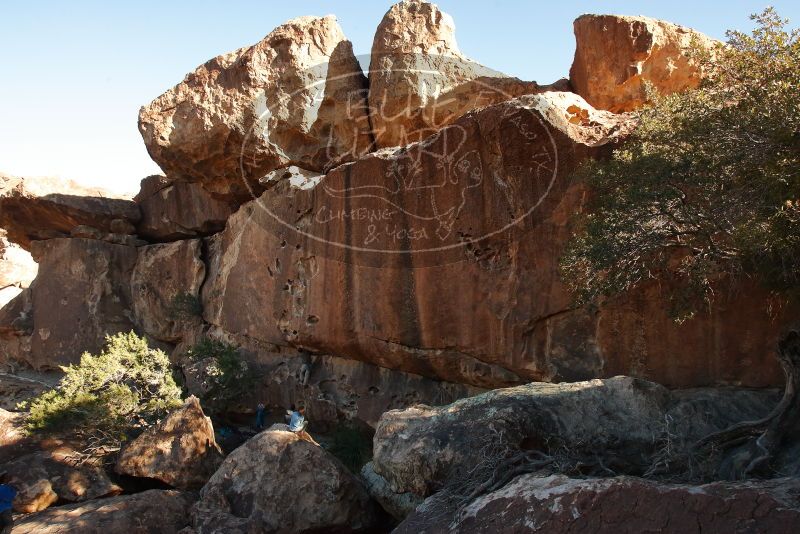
xmin=368 ymin=0 xmax=557 ymax=148
xmin=0 ymin=173 xmax=140 ymax=251
xmin=569 ymin=14 xmax=717 ymax=112
xmin=395 ymin=475 xmax=800 ymax=533
xmin=191 ymin=428 xmax=377 ymax=532
xmin=138 ymin=15 xmax=374 ymax=202
xmin=115 ymin=396 xmax=224 ymax=490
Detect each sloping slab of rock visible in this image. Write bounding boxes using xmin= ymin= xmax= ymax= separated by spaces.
xmin=570 ymin=14 xmax=717 ymax=112
xmin=191 ymin=428 xmax=376 ymax=533
xmin=371 ymin=376 xmax=776 ymax=498
xmin=116 ymin=396 xmax=223 ymax=489
xmin=395 ymin=475 xmax=800 ymax=533
xmin=369 ymin=0 xmax=555 ymax=148
xmin=134 ymin=175 xmax=233 ymax=241
xmin=11 ymin=489 xmax=194 ymax=534
xmin=5 ymin=448 xmax=122 ymax=513
xmin=139 ymin=15 xmax=373 ymax=201
xmin=26 ymin=238 xmax=138 ymax=368
xmin=0 ymin=173 xmax=140 ymax=250
xmin=131 ymin=239 xmax=205 ymax=343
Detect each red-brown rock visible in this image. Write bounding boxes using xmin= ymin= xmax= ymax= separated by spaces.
xmin=395 ymin=475 xmax=800 ymax=533
xmin=27 ymin=238 xmax=138 ymax=369
xmin=570 ymin=14 xmax=716 ymax=112
xmin=0 ymin=173 xmax=140 ymax=251
xmin=134 ymin=175 xmax=233 ymax=241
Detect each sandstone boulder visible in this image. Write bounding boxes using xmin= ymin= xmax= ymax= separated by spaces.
xmin=569 ymin=14 xmax=716 ymax=112
xmin=0 ymin=288 xmax=33 ymax=368
xmin=369 ymin=0 xmax=552 ymax=148
xmin=395 ymin=475 xmax=800 ymax=533
xmin=191 ymin=428 xmax=377 ymax=533
xmin=361 ymin=461 xmax=423 ymax=521
xmin=11 ymin=489 xmax=194 ymax=534
xmin=371 ymin=377 xmax=776 ymax=498
xmin=131 ymin=240 xmax=205 ymax=343
xmin=5 ymin=448 xmax=122 ymax=513
xmin=138 ymin=16 xmax=373 ymax=201
xmin=115 ymin=396 xmax=223 ymax=489
xmin=0 ymin=173 xmax=140 ymax=250
xmin=27 ymin=238 xmax=137 ymax=368
xmin=134 ymin=175 xmax=233 ymax=241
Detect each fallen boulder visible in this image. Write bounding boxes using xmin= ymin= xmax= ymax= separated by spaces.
xmin=0 ymin=173 xmax=140 ymax=251
xmin=131 ymin=240 xmax=205 ymax=343
xmin=10 ymin=489 xmax=194 ymax=534
xmin=191 ymin=428 xmax=377 ymax=533
xmin=369 ymin=0 xmax=550 ymax=148
xmin=371 ymin=376 xmax=776 ymax=499
xmin=134 ymin=175 xmax=233 ymax=241
xmin=361 ymin=461 xmax=423 ymax=521
xmin=5 ymin=448 xmax=122 ymax=513
xmin=115 ymin=396 xmax=223 ymax=490
xmin=570 ymin=14 xmax=716 ymax=112
xmin=395 ymin=475 xmax=800 ymax=534
xmin=138 ymin=15 xmax=373 ymax=201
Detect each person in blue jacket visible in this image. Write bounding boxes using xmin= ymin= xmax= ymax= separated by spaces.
xmin=0 ymin=472 xmax=16 ymax=532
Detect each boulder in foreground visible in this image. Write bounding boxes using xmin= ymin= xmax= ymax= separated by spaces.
xmin=115 ymin=396 xmax=223 ymax=490
xmin=395 ymin=475 xmax=800 ymax=533
xmin=191 ymin=428 xmax=377 ymax=533
xmin=11 ymin=489 xmax=194 ymax=534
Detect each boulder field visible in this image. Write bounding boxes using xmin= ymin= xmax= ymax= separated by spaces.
xmin=1 ymin=2 xmax=797 ymax=531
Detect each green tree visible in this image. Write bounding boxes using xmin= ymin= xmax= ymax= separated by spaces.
xmin=561 ymin=9 xmax=800 ymax=479
xmin=185 ymin=338 xmax=256 ymax=415
xmin=561 ymin=8 xmax=799 ymax=320
xmin=24 ymin=331 xmax=182 ymax=449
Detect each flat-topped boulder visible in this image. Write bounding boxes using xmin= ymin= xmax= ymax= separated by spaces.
xmin=138 ymin=15 xmax=373 ymax=202
xmin=0 ymin=173 xmax=140 ymax=250
xmin=570 ymin=14 xmax=717 ymax=112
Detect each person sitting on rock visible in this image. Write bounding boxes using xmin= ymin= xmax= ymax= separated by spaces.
xmin=288 ymin=405 xmax=319 ymax=446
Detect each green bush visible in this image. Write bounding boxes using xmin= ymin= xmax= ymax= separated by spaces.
xmin=328 ymin=423 xmax=373 ymax=473
xmin=168 ymin=291 xmax=202 ymax=320
xmin=185 ymin=338 xmax=256 ymax=414
xmin=24 ymin=331 xmax=182 ymax=444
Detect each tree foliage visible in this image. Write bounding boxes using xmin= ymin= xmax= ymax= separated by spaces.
xmin=561 ymin=9 xmax=800 ymax=320
xmin=24 ymin=331 xmax=182 ymax=444
xmin=185 ymin=338 xmax=256 ymax=414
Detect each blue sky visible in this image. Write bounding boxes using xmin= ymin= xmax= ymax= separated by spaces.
xmin=2 ymin=1 xmax=798 ymax=194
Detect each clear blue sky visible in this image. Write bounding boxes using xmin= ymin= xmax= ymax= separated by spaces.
xmin=1 ymin=1 xmax=797 ymax=195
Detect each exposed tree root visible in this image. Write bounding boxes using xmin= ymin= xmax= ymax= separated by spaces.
xmin=693 ymin=330 xmax=800 ymax=478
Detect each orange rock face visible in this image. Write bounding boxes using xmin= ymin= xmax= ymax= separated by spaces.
xmin=569 ymin=14 xmax=717 ymax=112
